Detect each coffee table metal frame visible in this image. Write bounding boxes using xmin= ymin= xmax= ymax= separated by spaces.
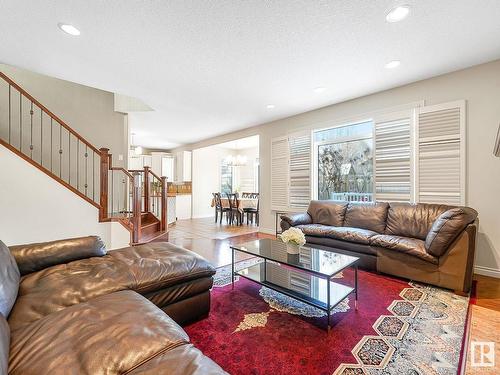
xmin=230 ymin=243 xmax=359 ymax=331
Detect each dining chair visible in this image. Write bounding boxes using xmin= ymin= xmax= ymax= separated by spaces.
xmin=243 ymin=193 xmax=259 ymax=225
xmin=213 ymin=192 xmax=230 ymax=224
xmin=226 ymin=193 xmax=242 ymax=225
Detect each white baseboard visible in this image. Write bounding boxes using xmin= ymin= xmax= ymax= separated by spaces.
xmin=190 ymin=214 xmax=213 ymax=219
xmin=259 ymin=227 xmax=276 ymax=236
xmin=474 ymin=265 xmax=500 ymax=278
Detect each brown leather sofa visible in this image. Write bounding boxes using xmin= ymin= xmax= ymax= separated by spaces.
xmin=281 ymin=201 xmax=478 ymax=293
xmin=0 ymin=236 xmax=228 ymax=375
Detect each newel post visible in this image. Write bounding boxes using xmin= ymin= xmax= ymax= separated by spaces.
xmin=143 ymin=166 xmax=150 ymax=213
xmin=161 ymin=176 xmax=168 ymax=231
xmin=132 ymin=171 xmax=142 ymax=243
xmin=99 ymin=148 xmax=110 ymax=220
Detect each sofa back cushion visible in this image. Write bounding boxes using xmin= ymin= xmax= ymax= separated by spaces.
xmin=385 ymin=203 xmax=451 ymax=240
xmin=425 ymin=207 xmax=478 ymax=257
xmin=9 ymin=236 xmax=106 ymax=276
xmin=0 ymin=240 xmax=20 ymax=318
xmin=307 ymin=200 xmax=348 ymax=227
xmin=0 ymin=314 xmax=9 ymax=375
xmin=343 ymin=202 xmax=389 ymax=233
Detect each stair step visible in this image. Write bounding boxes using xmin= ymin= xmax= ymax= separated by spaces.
xmin=133 ymin=230 xmax=168 ymax=245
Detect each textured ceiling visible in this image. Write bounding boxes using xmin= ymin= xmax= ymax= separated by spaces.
xmin=1 ymin=0 xmax=500 ymax=148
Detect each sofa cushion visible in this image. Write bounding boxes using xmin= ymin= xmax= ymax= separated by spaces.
xmin=0 ymin=240 xmax=20 ymax=318
xmin=9 ymin=236 xmax=107 ymax=276
xmin=344 ymin=202 xmax=389 ymax=233
xmin=0 ymin=315 xmax=9 ymax=375
xmin=371 ymin=235 xmax=438 ymax=264
xmin=385 ymin=203 xmax=451 ymax=240
xmin=8 ymin=290 xmax=193 ymax=375
xmin=297 ymin=224 xmax=377 ymax=245
xmin=305 ymin=235 xmax=377 ymax=256
xmin=127 ymin=344 xmax=228 ymax=375
xmin=280 ymin=213 xmax=312 ymax=227
xmin=8 ymin=242 xmax=216 ymax=330
xmin=307 ymin=200 xmax=348 ymax=226
xmin=425 ymin=207 xmax=478 ymax=257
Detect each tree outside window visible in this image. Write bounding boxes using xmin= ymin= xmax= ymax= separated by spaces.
xmin=316 ymin=122 xmax=373 ymax=201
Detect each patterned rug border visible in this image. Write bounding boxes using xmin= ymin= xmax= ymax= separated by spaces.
xmin=213 ymin=263 xmax=470 ymax=375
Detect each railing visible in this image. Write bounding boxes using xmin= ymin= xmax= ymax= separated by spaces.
xmin=144 ymin=167 xmax=167 ymax=231
xmin=330 ymin=192 xmax=373 ymax=202
xmin=0 ymin=72 xmax=165 ymax=244
xmin=0 ymin=72 xmax=101 ymax=208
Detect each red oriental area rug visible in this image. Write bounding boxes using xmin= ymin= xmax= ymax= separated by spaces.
xmin=185 ymin=261 xmax=469 ymax=375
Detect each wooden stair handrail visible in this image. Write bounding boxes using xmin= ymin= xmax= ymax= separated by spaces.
xmin=0 ymin=72 xmax=100 ymax=155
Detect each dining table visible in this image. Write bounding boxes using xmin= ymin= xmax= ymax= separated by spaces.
xmin=211 ymin=197 xmax=258 ymax=213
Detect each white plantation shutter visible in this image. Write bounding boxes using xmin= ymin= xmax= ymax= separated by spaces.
xmin=288 ymin=131 xmax=312 ymax=209
xmin=271 ymin=136 xmax=289 ymax=210
xmin=374 ymin=111 xmax=413 ymax=202
xmin=416 ymin=101 xmax=466 ymax=205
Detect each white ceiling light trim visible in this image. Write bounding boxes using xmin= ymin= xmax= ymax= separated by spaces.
xmin=58 ymin=23 xmax=81 ymax=36
xmin=386 ymin=5 xmax=410 ymax=23
xmin=385 ymin=60 xmax=401 ymax=69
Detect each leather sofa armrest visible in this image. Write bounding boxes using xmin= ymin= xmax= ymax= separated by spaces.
xmin=425 ymin=207 xmax=478 ymax=257
xmin=437 ymin=222 xmax=477 ymax=293
xmin=280 ymin=213 xmax=312 ymax=227
xmin=9 ymin=236 xmax=107 ymax=276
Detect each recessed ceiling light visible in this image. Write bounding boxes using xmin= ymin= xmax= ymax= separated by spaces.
xmin=266 ymin=104 xmax=275 ymax=109
xmin=385 ymin=60 xmax=401 ymax=69
xmin=386 ymin=5 xmax=410 ymax=23
xmin=314 ymin=87 xmax=327 ymax=93
xmin=58 ymin=23 xmax=81 ymax=36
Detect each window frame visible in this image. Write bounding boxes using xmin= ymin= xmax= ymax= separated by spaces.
xmin=313 ymin=119 xmax=375 ymax=200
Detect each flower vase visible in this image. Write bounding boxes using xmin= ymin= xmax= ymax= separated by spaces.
xmin=286 ymin=243 xmax=300 ymax=254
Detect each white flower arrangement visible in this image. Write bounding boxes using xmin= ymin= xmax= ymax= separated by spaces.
xmin=279 ymin=227 xmax=306 ymax=246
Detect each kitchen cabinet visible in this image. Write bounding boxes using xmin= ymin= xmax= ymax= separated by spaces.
xmin=175 ymin=194 xmax=192 ymax=220
xmin=128 ymin=154 xmax=152 ymax=170
xmin=175 ymin=151 xmax=192 ymax=182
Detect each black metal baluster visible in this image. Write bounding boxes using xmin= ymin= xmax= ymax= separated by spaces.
xmin=92 ymin=151 xmax=95 ymax=201
xmin=111 ymin=170 xmax=114 ymax=216
xmin=8 ymin=85 xmax=11 ymax=144
xmin=29 ymin=102 xmax=33 ymax=159
xmin=19 ymin=93 xmax=22 ymax=151
xmin=50 ymin=118 xmax=53 ymax=172
xmin=84 ymin=145 xmax=88 ymax=196
xmin=68 ymin=132 xmax=71 ymax=184
xmin=77 ymin=140 xmax=79 ymax=190
xmin=59 ymin=124 xmax=62 ymax=178
xmin=40 ymin=108 xmax=43 ymax=165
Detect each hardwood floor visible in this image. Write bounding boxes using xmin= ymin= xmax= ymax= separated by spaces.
xmin=163 ymin=218 xmax=500 ymax=372
xmin=465 ymin=275 xmax=500 ymax=374
xmin=165 ymin=217 xmax=273 ymax=268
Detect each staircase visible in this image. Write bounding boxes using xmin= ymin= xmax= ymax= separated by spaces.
xmin=0 ymin=71 xmax=168 ymax=245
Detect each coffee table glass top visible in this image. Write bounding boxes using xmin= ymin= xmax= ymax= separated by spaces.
xmin=230 ymin=239 xmax=359 ymax=277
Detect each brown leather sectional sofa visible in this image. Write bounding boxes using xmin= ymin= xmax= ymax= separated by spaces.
xmin=281 ymin=201 xmax=478 ymax=293
xmin=0 ymin=236 xmax=228 ymax=374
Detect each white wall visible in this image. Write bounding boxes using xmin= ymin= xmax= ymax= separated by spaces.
xmin=175 ymin=59 xmax=500 ymax=277
xmin=0 ymin=144 xmax=130 ymax=249
xmin=0 ymin=64 xmax=128 ymax=167
xmin=191 ymin=146 xmax=230 ymax=218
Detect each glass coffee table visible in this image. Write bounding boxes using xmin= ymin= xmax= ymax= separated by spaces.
xmin=230 ymin=239 xmax=359 ymax=331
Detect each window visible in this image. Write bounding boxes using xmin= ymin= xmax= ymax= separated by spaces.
xmin=315 ymin=121 xmax=374 ymax=202
xmin=220 ymin=161 xmax=233 ymax=194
